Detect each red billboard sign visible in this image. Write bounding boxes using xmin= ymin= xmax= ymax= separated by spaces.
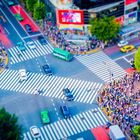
xmin=115 ymin=16 xmax=124 ymax=26
xmin=125 ymin=0 xmax=137 ymax=5
xmin=57 ymin=10 xmax=84 ymax=25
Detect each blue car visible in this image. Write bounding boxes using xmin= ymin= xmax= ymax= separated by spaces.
xmin=17 ymin=42 xmax=26 ymax=51
xmin=60 ymin=106 xmax=71 ymax=119
xmin=63 ymin=88 xmax=74 ymax=101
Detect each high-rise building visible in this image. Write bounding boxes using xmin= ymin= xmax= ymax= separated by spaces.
xmin=73 ymin=0 xmax=138 ymax=26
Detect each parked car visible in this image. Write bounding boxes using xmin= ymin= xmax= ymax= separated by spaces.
xmin=38 ymin=36 xmax=46 ymax=45
xmin=24 ymin=24 xmax=32 ymax=33
xmin=42 ymin=64 xmax=52 ymax=75
xmin=6 ymin=0 xmax=15 ymax=6
xmin=120 ymin=45 xmax=135 ymax=53
xmin=30 ymin=126 xmax=40 ymax=138
xmin=41 ymin=110 xmax=50 ymax=124
xmin=15 ymin=13 xmax=24 ymax=21
xmin=27 ymin=41 xmax=36 ymax=49
xmin=17 ymin=42 xmax=26 ymax=51
xmin=60 ymin=105 xmax=71 ymax=119
xmin=63 ymin=88 xmax=74 ymax=101
xmin=19 ymin=69 xmax=27 ymax=81
xmin=117 ymin=40 xmax=128 ymax=47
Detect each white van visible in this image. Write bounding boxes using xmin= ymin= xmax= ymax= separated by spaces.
xmin=19 ymin=69 xmax=27 ymax=81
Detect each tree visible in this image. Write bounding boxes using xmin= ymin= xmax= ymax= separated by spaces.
xmin=134 ymin=48 xmax=140 ymax=72
xmin=25 ymin=0 xmax=37 ymax=13
xmin=33 ymin=2 xmax=46 ymax=20
xmin=0 ymin=108 xmax=22 ymax=140
xmin=90 ymin=16 xmax=121 ymax=43
xmin=132 ymin=125 xmax=140 ymax=139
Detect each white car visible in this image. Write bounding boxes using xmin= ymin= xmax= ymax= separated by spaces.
xmin=19 ymin=69 xmax=27 ymax=81
xmin=117 ymin=40 xmax=128 ymax=47
xmin=27 ymin=41 xmax=36 ymax=49
xmin=30 ymin=126 xmax=40 ymax=138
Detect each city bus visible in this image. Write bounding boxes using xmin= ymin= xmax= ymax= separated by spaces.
xmin=53 ymin=48 xmax=73 ymax=61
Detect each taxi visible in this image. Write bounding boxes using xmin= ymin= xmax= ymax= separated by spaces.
xmin=120 ymin=45 xmax=135 ymax=53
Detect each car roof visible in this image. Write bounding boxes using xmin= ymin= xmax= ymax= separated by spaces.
xmin=43 ymin=64 xmax=50 ymax=68
xmin=31 ymin=126 xmax=39 ymax=134
xmin=19 ymin=69 xmax=26 ymax=72
xmin=41 ymin=110 xmax=48 ymax=114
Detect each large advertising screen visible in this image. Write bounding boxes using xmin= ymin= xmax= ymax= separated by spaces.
xmin=125 ymin=0 xmax=137 ymax=5
xmin=57 ymin=10 xmax=84 ymax=25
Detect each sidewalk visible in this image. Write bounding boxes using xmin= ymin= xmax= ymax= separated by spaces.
xmin=0 ymin=47 xmax=8 ymax=73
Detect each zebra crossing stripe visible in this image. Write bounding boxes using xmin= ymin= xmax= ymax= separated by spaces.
xmin=63 ymin=119 xmax=74 ymax=135
xmin=60 ymin=120 xmax=70 ymax=136
xmin=43 ymin=126 xmax=53 ymax=140
xmin=86 ymin=111 xmax=96 ymax=128
xmin=1 ymin=70 xmax=103 ymax=104
xmin=50 ymin=124 xmax=60 ymax=140
xmin=23 ymin=108 xmax=108 ymax=140
xmin=47 ymin=125 xmax=57 ymax=140
xmin=53 ymin=122 xmax=63 ymax=139
xmin=8 ymin=40 xmax=53 ymax=64
xmin=56 ymin=121 xmax=66 ymax=138
xmin=82 ymin=112 xmax=93 ymax=129
xmin=40 ymin=127 xmax=49 ymax=140
xmin=76 ymin=51 xmax=126 ymax=82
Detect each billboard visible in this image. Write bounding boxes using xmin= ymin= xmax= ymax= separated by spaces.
xmin=57 ymin=10 xmax=84 ymax=25
xmin=115 ymin=16 xmax=124 ymax=25
xmin=125 ymin=0 xmax=137 ymax=5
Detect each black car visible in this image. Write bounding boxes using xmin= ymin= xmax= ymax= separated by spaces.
xmin=63 ymin=88 xmax=74 ymax=101
xmin=42 ymin=64 xmax=52 ymax=76
xmin=38 ymin=36 xmax=46 ymax=45
xmin=24 ymin=24 xmax=32 ymax=33
xmin=60 ymin=106 xmax=71 ymax=119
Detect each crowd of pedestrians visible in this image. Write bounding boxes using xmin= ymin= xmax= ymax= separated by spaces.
xmin=0 ymin=46 xmax=8 ymax=71
xmin=44 ymin=20 xmax=103 ymax=54
xmin=98 ymin=72 xmax=140 ymax=139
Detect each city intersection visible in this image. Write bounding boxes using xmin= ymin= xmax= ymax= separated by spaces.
xmin=0 ymin=0 xmax=139 ymax=139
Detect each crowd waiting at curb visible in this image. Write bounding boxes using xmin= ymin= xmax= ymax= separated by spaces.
xmin=44 ymin=20 xmax=104 ymax=54
xmin=98 ymin=72 xmax=140 ymax=139
xmin=0 ymin=46 xmax=7 ymax=70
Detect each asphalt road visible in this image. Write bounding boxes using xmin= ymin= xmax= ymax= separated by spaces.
xmin=0 ymin=0 xmax=139 ymax=139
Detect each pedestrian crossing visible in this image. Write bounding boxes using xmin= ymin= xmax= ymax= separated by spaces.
xmin=8 ymin=40 xmax=53 ymax=64
xmin=23 ymin=107 xmax=108 ymax=140
xmin=76 ymin=51 xmax=126 ymax=82
xmin=0 ymin=69 xmax=103 ymax=104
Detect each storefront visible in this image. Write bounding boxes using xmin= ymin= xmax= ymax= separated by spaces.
xmin=124 ymin=11 xmax=137 ymax=25
xmin=124 ymin=0 xmax=138 ymax=25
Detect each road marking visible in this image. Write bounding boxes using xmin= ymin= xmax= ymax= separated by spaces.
xmin=4 ymin=27 xmax=9 ymax=35
xmin=22 ymin=33 xmax=42 ymax=39
xmin=123 ymin=57 xmax=130 ymax=63
xmin=0 ymin=8 xmax=25 ymax=43
xmin=114 ymin=50 xmax=136 ymax=61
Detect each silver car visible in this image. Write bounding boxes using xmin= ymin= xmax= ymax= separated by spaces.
xmin=30 ymin=126 xmax=40 ymax=138
xmin=27 ymin=41 xmax=36 ymax=49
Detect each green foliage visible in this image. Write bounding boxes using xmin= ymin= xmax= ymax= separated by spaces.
xmin=90 ymin=16 xmax=121 ymax=42
xmin=25 ymin=0 xmax=37 ymax=13
xmin=0 ymin=108 xmax=22 ymax=140
xmin=132 ymin=125 xmax=140 ymax=139
xmin=134 ymin=48 xmax=140 ymax=72
xmin=33 ymin=2 xmax=46 ymax=20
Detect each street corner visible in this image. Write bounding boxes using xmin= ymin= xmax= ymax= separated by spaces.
xmin=0 ymin=47 xmax=9 ymax=73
